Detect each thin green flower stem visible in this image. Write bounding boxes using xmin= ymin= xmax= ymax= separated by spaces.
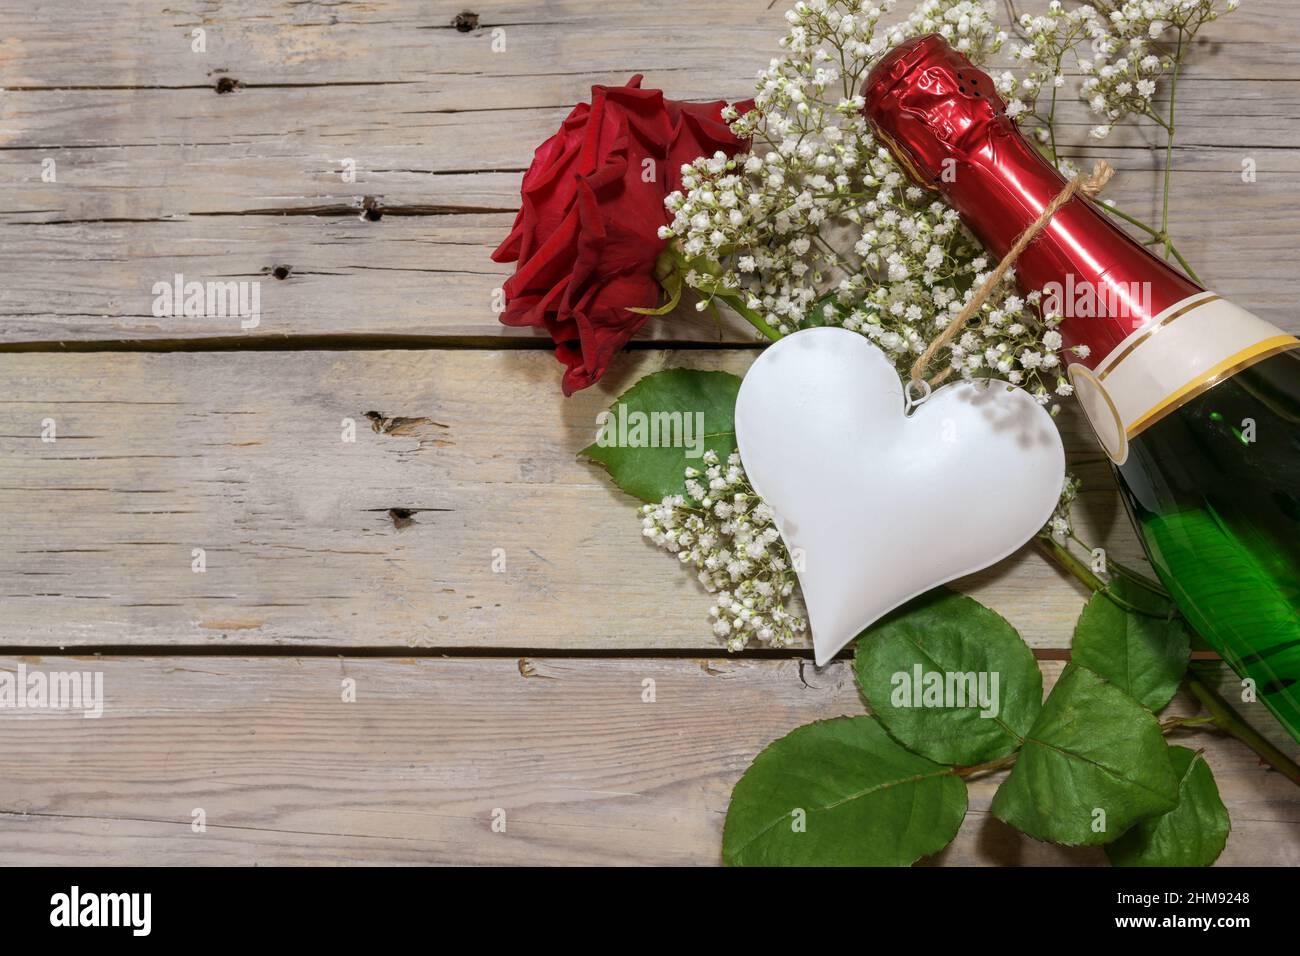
xmin=1034 ymin=534 xmax=1162 ymax=616
xmin=813 ymin=232 xmax=855 ymax=275
xmin=1036 ymin=531 xmax=1300 ymax=790
xmin=1093 ymin=201 xmax=1204 ymax=285
xmin=1003 ymin=0 xmax=1029 ymax=40
xmin=1161 ymin=28 xmax=1185 ymax=261
xmin=1065 ymin=531 xmax=1169 ymax=598
xmin=1186 ymin=673 xmax=1300 ymax=787
xmin=1165 ymin=239 xmax=1204 ymax=286
xmin=1044 ymin=53 xmax=1063 ymax=165
xmin=1105 ymin=556 xmax=1170 ymax=598
xmin=716 ymin=292 xmax=781 ymax=342
xmin=1141 ymin=104 xmax=1173 ymax=134
xmin=1029 ymin=108 xmax=1202 ymax=283
xmin=659 ymin=243 xmax=780 ymax=342
xmin=1162 ymin=714 xmax=1217 ymax=730
xmin=1098 ymin=201 xmax=1164 ymax=239
xmin=836 ymin=38 xmax=852 ymax=101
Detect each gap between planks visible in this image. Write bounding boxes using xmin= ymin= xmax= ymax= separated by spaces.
xmin=0 ymin=336 xmax=769 ymax=354
xmin=0 ymin=644 xmax=1224 ymax=663
xmin=0 ymin=656 xmax=1290 ymax=866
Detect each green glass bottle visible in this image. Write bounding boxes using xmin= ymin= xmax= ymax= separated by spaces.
xmin=864 ymin=34 xmax=1300 ymax=740
xmin=1118 ymin=350 xmax=1300 ymax=737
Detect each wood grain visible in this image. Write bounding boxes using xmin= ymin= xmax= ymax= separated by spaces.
xmin=0 ymin=655 xmax=1293 ymax=866
xmin=0 ymin=347 xmax=1152 ymax=650
xmin=2 ymin=148 xmax=1298 ymax=343
xmin=0 ymin=0 xmax=1295 ymax=89
xmin=1 ymin=0 xmax=1298 ymax=342
xmin=1 ymin=0 xmax=1298 ymax=868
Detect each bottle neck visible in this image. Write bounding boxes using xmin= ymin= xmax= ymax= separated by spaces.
xmin=938 ymin=120 xmax=1204 ymax=367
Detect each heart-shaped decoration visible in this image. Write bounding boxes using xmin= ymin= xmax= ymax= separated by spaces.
xmin=735 ymin=327 xmax=1065 ymax=664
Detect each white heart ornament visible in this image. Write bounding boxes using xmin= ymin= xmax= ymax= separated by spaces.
xmin=735 ymin=327 xmax=1065 ymax=665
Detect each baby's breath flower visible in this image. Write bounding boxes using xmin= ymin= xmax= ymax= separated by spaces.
xmin=640 ymin=453 xmax=807 ymax=650
xmin=661 ymin=1 xmax=1077 ymax=394
xmin=646 ymin=0 xmax=1240 ymax=649
xmin=1076 ymin=1 xmax=1236 ymax=131
xmin=1047 ymin=473 xmax=1083 ymax=542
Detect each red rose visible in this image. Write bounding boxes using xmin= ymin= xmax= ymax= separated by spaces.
xmin=492 ymin=76 xmax=752 ymax=395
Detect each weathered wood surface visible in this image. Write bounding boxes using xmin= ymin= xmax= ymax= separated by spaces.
xmin=3 ymin=149 xmax=1299 ymax=343
xmin=0 ymin=348 xmax=1149 ymax=650
xmin=0 ymin=0 xmax=1298 ymax=867
xmin=0 ymin=657 xmax=1293 ymax=866
xmin=1 ymin=0 xmax=1299 ymax=342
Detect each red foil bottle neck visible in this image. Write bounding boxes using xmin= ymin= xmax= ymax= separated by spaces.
xmin=863 ymin=35 xmax=1203 ymax=367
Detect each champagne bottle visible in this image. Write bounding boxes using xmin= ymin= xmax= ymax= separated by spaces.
xmin=864 ymin=34 xmax=1300 ymax=741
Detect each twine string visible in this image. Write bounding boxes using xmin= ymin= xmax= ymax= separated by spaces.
xmin=909 ymin=159 xmax=1115 ymax=389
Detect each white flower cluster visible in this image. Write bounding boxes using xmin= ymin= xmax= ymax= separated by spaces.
xmin=661 ymin=1 xmax=1089 ymax=407
xmin=942 ymin=286 xmax=1090 ymax=402
xmin=1010 ymin=1 xmax=1239 ymax=143
xmin=1006 ymin=2 xmax=1096 ymax=148
xmin=1047 ymin=472 xmax=1083 ymax=542
xmin=901 ymin=0 xmax=1007 ymax=53
xmin=636 ymin=1 xmax=1244 ymax=643
xmin=640 ymin=451 xmax=807 ymax=650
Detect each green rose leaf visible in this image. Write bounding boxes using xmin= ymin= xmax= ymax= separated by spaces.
xmin=724 ymin=715 xmax=967 ymax=866
xmin=579 ymin=369 xmax=741 ymax=503
xmin=1072 ymin=587 xmax=1191 ymax=711
xmin=991 ymin=664 xmax=1179 ymax=845
xmin=1106 ymin=746 xmax=1231 ymax=867
xmin=1096 ymin=573 xmax=1212 ymax=654
xmin=853 ymin=589 xmax=1043 ymax=765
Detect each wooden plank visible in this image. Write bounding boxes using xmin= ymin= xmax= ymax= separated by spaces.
xmin=0 ymin=347 xmax=1148 ymax=650
xmin=0 ymin=0 xmax=1295 ymax=89
xmin=1 ymin=3 xmax=1298 ymax=342
xmin=2 ymin=76 xmax=1293 ymax=166
xmin=0 ymin=213 xmax=759 ymax=345
xmin=1 ymin=147 xmax=1297 ymax=343
xmin=0 ymin=655 xmax=1292 ymax=866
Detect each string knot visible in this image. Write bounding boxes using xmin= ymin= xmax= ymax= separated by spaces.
xmin=909 ymin=159 xmax=1115 ymax=388
xmin=1078 ymin=160 xmax=1115 ymax=198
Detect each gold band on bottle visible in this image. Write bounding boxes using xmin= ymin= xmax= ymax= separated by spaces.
xmin=1095 ymin=295 xmax=1222 ymax=382
xmin=1070 ymin=293 xmax=1300 ymax=464
xmin=1125 ymin=334 xmax=1300 ymax=438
